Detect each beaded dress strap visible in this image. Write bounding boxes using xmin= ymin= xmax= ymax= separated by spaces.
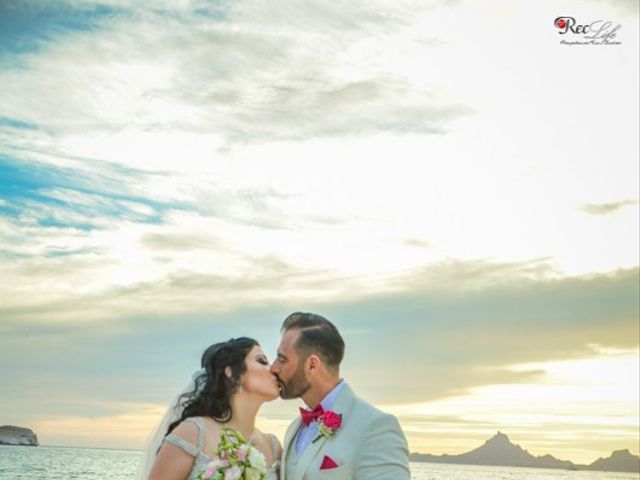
xmin=163 ymin=417 xmax=205 ymax=457
xmin=188 ymin=417 xmax=206 ymax=451
xmin=270 ymin=434 xmax=280 ymax=459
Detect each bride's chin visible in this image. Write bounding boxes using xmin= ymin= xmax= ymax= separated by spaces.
xmin=265 ymin=388 xmax=280 ymax=402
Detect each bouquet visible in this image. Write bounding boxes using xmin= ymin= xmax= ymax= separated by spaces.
xmin=198 ymin=426 xmax=267 ymax=480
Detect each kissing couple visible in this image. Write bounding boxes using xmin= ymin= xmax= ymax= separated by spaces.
xmin=141 ymin=312 xmax=410 ymax=480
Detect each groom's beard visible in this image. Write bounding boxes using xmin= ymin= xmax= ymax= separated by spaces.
xmin=277 ymin=366 xmax=310 ymax=399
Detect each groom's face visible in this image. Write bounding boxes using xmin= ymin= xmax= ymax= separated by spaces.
xmin=271 ymin=328 xmax=310 ymax=399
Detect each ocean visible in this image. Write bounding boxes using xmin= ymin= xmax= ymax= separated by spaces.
xmin=0 ymin=446 xmax=638 ymax=480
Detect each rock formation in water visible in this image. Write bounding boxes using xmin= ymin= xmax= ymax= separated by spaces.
xmin=0 ymin=425 xmax=39 ymax=446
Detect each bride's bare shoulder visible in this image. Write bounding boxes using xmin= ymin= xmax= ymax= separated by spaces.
xmin=169 ymin=418 xmax=199 ymax=443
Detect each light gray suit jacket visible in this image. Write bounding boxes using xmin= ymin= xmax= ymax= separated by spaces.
xmin=281 ymin=384 xmax=410 ymax=480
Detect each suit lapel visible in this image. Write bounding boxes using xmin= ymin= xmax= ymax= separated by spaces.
xmin=294 ymin=384 xmax=355 ymax=480
xmin=281 ymin=416 xmax=303 ymax=480
xmin=293 ymin=429 xmax=328 ymax=480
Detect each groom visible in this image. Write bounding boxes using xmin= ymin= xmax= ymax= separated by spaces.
xmin=270 ymin=312 xmax=410 ymax=479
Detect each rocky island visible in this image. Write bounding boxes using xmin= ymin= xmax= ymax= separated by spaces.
xmin=0 ymin=426 xmax=39 ymax=446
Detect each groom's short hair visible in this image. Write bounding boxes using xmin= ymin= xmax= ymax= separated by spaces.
xmin=281 ymin=312 xmax=345 ymax=371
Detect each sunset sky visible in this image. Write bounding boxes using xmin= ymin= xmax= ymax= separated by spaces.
xmin=0 ymin=0 xmax=638 ymax=465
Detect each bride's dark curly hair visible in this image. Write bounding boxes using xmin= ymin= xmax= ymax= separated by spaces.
xmin=166 ymin=337 xmax=259 ymax=435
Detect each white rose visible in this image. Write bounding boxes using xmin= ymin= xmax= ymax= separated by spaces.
xmin=224 ymin=465 xmax=242 ymax=480
xmin=244 ymin=466 xmax=262 ymax=480
xmin=247 ymin=446 xmax=267 ymax=471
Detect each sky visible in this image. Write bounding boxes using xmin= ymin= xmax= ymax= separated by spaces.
xmin=0 ymin=0 xmax=638 ymax=466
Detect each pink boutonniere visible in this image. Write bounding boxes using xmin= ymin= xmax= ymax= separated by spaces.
xmin=312 ymin=410 xmax=342 ymax=443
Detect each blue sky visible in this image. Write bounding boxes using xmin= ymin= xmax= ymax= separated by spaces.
xmin=0 ymin=0 xmax=638 ymax=463
xmin=0 ymin=3 xmax=119 ymax=57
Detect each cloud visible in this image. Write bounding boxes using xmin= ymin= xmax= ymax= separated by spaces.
xmin=581 ymin=199 xmax=639 ymax=215
xmin=396 ymin=257 xmax=559 ymax=292
xmin=29 ymin=402 xmax=166 ymax=449
xmin=2 ymin=258 xmax=637 ymax=400
xmin=0 ymin=0 xmax=468 ymax=145
xmin=401 ymin=238 xmax=432 ymax=248
xmin=0 ymin=256 xmax=637 ymax=454
xmin=603 ymin=0 xmax=640 ymax=17
xmin=330 ymin=264 xmax=639 ymax=404
xmin=140 ymin=231 xmax=223 ymax=251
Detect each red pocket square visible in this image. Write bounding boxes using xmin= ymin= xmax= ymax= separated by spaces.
xmin=320 ymin=455 xmax=339 ymax=470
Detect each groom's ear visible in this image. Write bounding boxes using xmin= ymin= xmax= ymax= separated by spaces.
xmin=306 ymin=354 xmax=321 ymax=373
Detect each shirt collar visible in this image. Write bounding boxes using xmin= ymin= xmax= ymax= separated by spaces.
xmin=319 ymin=379 xmax=346 ymax=412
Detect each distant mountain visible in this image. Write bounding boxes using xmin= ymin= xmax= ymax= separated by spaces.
xmin=410 ymin=432 xmax=575 ymax=470
xmin=411 ymin=432 xmax=640 ymax=473
xmin=580 ymin=449 xmax=640 ymax=473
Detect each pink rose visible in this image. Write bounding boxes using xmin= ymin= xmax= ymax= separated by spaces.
xmin=237 ymin=444 xmax=248 ymax=462
xmin=203 ymin=459 xmax=222 ymax=478
xmin=322 ymin=411 xmax=342 ymax=430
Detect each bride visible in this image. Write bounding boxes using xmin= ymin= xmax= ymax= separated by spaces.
xmin=140 ymin=337 xmax=282 ymax=480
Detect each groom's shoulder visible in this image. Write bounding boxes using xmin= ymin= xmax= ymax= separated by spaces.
xmin=347 ymin=391 xmax=406 ymax=447
xmin=349 ymin=390 xmax=398 ymax=425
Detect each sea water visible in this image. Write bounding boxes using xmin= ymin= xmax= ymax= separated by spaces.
xmin=0 ymin=446 xmax=638 ymax=480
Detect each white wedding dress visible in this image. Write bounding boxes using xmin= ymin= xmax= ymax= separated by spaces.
xmin=137 ymin=371 xmax=279 ymax=480
xmin=163 ymin=417 xmax=280 ymax=480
